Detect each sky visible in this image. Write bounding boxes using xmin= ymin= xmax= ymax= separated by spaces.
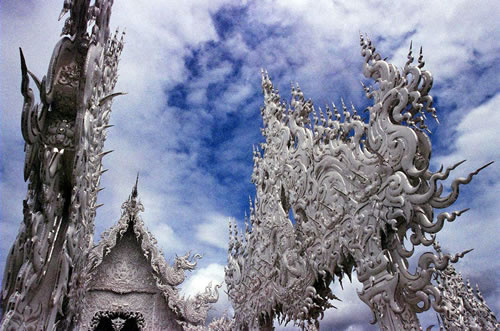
xmin=0 ymin=0 xmax=499 ymax=330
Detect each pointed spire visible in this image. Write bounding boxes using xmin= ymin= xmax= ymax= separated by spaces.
xmin=332 ymin=102 xmax=340 ymax=121
xmin=312 ymin=107 xmax=319 ymax=124
xmin=228 ymin=218 xmax=234 ymax=253
xmin=351 ymin=102 xmax=359 ymax=120
xmin=244 ymin=212 xmax=251 ymax=243
xmin=418 ymin=46 xmax=425 ymax=68
xmin=406 ymin=41 xmax=414 ymax=67
xmin=132 ymin=172 xmax=139 ymax=198
xmin=341 ymin=98 xmax=350 ymax=122
xmin=121 ymin=172 xmax=144 ymax=220
xmin=319 ymin=107 xmax=326 ymax=126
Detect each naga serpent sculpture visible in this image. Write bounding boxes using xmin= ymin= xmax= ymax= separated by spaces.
xmin=225 ymin=36 xmax=494 ymax=330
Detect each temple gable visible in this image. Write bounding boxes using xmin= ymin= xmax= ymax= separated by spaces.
xmin=90 ymin=227 xmax=159 ymax=294
xmin=77 ymin=180 xmax=219 ymax=330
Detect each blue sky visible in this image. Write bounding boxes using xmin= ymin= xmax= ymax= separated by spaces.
xmin=1 ymin=1 xmax=499 ymax=329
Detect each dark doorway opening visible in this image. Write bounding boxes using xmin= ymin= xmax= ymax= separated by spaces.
xmin=91 ymin=311 xmax=144 ymax=331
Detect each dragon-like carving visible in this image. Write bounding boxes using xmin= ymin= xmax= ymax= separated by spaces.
xmin=1 ymin=1 xmax=124 ymax=329
xmin=225 ymin=36 xmax=493 ymax=330
xmin=178 ymin=283 xmax=222 ymax=326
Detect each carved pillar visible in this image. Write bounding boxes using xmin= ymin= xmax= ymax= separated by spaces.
xmin=354 ymin=231 xmax=421 ymax=331
xmin=358 ymin=270 xmax=420 ymax=330
xmin=1 ymin=1 xmax=123 ymax=330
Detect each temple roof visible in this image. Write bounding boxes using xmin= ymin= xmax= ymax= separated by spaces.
xmin=84 ymin=176 xmax=220 ymax=325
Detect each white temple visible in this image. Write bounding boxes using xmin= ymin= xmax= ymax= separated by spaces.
xmin=79 ymin=179 xmax=219 ymax=330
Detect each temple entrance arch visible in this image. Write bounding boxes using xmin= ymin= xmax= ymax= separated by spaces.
xmin=90 ymin=311 xmax=145 ymax=331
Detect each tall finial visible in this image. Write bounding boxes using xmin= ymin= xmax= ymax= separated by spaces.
xmin=121 ymin=172 xmax=144 ymax=218
xmin=132 ymin=172 xmax=139 ymax=198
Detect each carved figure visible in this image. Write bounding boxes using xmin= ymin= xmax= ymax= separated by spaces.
xmin=89 ymin=311 xmax=146 ymax=331
xmin=225 ymin=36 xmax=495 ymax=330
xmin=179 ymin=284 xmax=222 ymax=326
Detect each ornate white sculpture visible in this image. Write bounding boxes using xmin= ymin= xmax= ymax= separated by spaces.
xmin=79 ymin=179 xmax=221 ymax=330
xmin=0 ymin=2 xmax=224 ymax=329
xmin=433 ymin=243 xmax=499 ymax=330
xmin=225 ymin=36 xmax=496 ymax=330
xmin=2 ymin=1 xmax=496 ymax=330
xmin=1 ymin=1 xmax=124 ymax=329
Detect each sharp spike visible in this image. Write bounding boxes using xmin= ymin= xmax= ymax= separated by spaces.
xmin=133 ymin=172 xmax=139 ymax=195
xmin=418 ymin=46 xmax=425 ymax=68
xmin=351 ymin=102 xmax=358 ymax=118
xmin=458 ymin=208 xmax=470 ymax=215
xmin=99 ymin=92 xmax=127 ymax=106
xmin=27 ymin=70 xmax=42 ymax=91
xmin=98 ymin=150 xmax=114 ymax=158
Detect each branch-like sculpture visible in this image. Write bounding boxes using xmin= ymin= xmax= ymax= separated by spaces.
xmin=1 ymin=1 xmax=124 ymax=329
xmin=225 ymin=36 xmax=493 ymax=330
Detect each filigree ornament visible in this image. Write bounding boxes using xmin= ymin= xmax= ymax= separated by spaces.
xmin=225 ymin=36 xmax=493 ymax=330
xmin=181 ymin=313 xmax=235 ymax=331
xmin=80 ymin=182 xmax=220 ymax=329
xmin=1 ymin=1 xmax=124 ymax=329
xmin=2 ymin=1 xmax=496 ymax=329
xmin=433 ymin=243 xmax=499 ymax=330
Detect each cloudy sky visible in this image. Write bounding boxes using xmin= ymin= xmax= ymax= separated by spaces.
xmin=1 ymin=0 xmax=498 ymax=329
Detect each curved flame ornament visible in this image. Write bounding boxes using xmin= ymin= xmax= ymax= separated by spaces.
xmin=225 ymin=36 xmax=495 ymax=330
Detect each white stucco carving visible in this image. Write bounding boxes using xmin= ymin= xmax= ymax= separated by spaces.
xmin=225 ymin=36 xmax=496 ymax=330
xmin=1 ymin=1 xmax=497 ymax=330
xmin=1 ymin=1 xmax=124 ymax=329
xmin=79 ymin=180 xmax=220 ymax=330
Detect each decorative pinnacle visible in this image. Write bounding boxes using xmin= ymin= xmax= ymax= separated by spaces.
xmin=120 ymin=172 xmax=144 ymax=219
xmin=418 ymin=46 xmax=425 ymax=68
xmin=132 ymin=172 xmax=139 ymax=199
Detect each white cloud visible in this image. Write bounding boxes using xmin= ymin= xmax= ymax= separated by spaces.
xmin=181 ymin=263 xmax=225 ymax=296
xmin=220 ymin=82 xmax=254 ymax=112
xmin=149 ymin=222 xmax=187 ymax=256
xmin=321 ymin=277 xmax=375 ymax=330
xmin=433 ymin=94 xmax=500 ymax=170
xmin=196 ymin=214 xmax=230 ymax=250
